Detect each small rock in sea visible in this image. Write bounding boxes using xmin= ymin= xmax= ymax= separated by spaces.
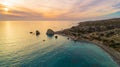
xmin=46 ymin=29 xmax=54 ymax=35
xmin=43 ymin=40 xmax=45 ymax=42
xmin=55 ymin=36 xmax=58 ymax=39
xmin=67 ymin=38 xmax=69 ymax=40
xmin=30 ymin=32 xmax=33 ymax=34
xmin=36 ymin=30 xmax=40 ymax=36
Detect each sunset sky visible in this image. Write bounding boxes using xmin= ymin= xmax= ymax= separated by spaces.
xmin=0 ymin=0 xmax=120 ymax=20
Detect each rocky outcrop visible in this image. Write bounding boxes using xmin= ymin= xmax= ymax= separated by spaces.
xmin=46 ymin=29 xmax=55 ymax=35
xmin=36 ymin=30 xmax=40 ymax=36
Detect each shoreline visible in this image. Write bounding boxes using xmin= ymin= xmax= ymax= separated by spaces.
xmin=56 ymin=33 xmax=120 ymax=66
xmin=55 ymin=18 xmax=120 ymax=65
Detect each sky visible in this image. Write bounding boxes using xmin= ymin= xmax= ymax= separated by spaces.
xmin=0 ymin=0 xmax=120 ymax=20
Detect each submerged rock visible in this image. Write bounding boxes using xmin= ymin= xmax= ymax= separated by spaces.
xmin=46 ymin=29 xmax=55 ymax=35
xmin=36 ymin=30 xmax=40 ymax=36
xmin=47 ymin=34 xmax=54 ymax=38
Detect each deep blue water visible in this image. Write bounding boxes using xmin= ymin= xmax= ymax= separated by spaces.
xmin=0 ymin=21 xmax=119 ymax=67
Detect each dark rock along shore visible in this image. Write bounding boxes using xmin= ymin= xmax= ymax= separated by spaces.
xmin=56 ymin=18 xmax=120 ymax=65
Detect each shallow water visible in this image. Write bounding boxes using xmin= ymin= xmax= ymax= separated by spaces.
xmin=0 ymin=21 xmax=119 ymax=67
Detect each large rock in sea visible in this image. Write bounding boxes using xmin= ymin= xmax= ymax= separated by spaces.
xmin=46 ymin=29 xmax=55 ymax=35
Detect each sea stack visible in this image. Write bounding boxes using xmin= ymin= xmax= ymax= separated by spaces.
xmin=46 ymin=29 xmax=55 ymax=35
xmin=36 ymin=30 xmax=40 ymax=36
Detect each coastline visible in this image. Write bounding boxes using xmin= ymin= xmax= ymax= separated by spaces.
xmin=55 ymin=18 xmax=120 ymax=66
xmin=57 ymin=34 xmax=120 ymax=65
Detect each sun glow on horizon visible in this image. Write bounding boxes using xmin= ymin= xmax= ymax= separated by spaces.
xmin=3 ymin=8 xmax=9 ymax=12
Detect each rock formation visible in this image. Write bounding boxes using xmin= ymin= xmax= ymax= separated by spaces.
xmin=36 ymin=30 xmax=40 ymax=36
xmin=46 ymin=29 xmax=55 ymax=35
xmin=55 ymin=36 xmax=58 ymax=39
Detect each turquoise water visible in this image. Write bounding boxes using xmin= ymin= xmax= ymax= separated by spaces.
xmin=0 ymin=21 xmax=119 ymax=67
